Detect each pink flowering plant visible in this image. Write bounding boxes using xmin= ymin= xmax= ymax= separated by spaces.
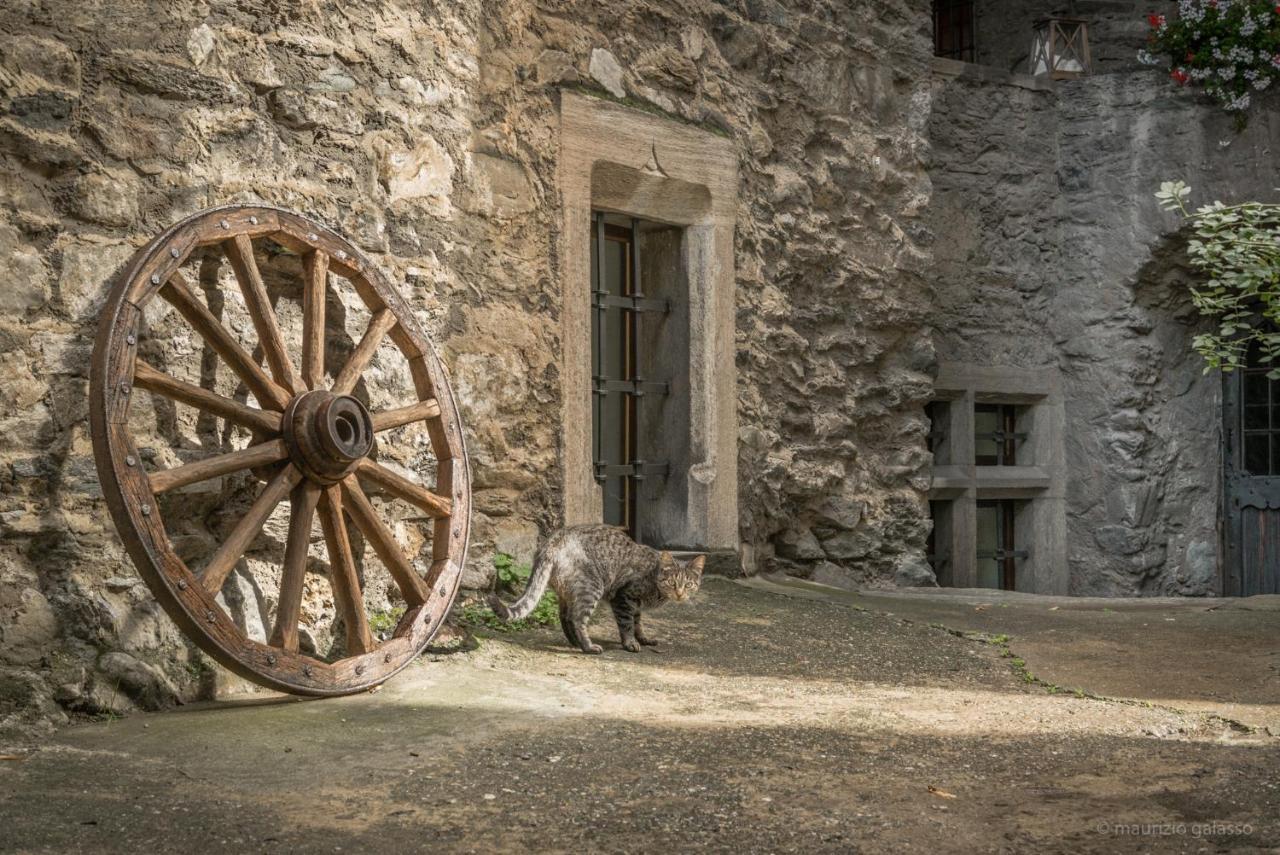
xmin=1140 ymin=1 xmax=1280 ymax=126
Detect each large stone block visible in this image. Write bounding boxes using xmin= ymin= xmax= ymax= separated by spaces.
xmin=373 ymin=134 xmax=454 ymax=213
xmin=0 ymin=224 xmax=50 ymax=313
xmin=0 ymin=585 xmax=59 ymax=666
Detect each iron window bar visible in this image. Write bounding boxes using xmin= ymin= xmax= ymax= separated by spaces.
xmin=975 ymin=403 xmax=1027 ymax=466
xmin=1239 ymin=364 xmax=1280 ymax=475
xmin=594 ymin=294 xmax=671 ymax=313
xmin=595 ymin=379 xmax=671 ymax=396
xmin=974 ymin=430 xmax=1029 ymax=443
xmin=977 ymin=498 xmax=1022 ymax=590
xmin=590 ymin=212 xmax=672 ymax=538
xmin=932 ymin=0 xmax=976 ymax=62
xmin=595 ymin=461 xmax=672 ymax=478
xmin=976 ymin=549 xmax=1029 ymax=561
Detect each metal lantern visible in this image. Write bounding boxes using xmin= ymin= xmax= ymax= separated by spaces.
xmin=1030 ymin=17 xmax=1091 ymax=79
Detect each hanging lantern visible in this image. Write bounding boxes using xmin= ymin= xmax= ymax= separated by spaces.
xmin=1030 ymin=17 xmax=1091 ymax=79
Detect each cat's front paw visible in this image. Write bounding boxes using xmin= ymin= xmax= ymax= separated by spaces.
xmin=622 ymin=639 xmax=642 ymax=653
xmin=582 ymin=643 xmax=604 ymax=655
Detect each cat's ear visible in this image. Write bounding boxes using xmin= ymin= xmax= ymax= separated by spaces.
xmin=688 ymin=555 xmax=706 ymax=575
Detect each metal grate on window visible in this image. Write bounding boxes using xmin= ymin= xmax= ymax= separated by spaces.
xmin=591 ymin=212 xmax=671 ymax=537
xmin=1241 ymin=369 xmax=1280 ymax=476
xmin=933 ymin=0 xmax=976 ymax=62
xmin=975 ymin=403 xmax=1027 ymax=466
xmin=976 ymin=499 xmax=1027 ymax=590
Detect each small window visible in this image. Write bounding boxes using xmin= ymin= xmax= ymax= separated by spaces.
xmin=974 ymin=403 xmax=1026 ymax=466
xmin=976 ymin=500 xmax=1025 ymax=590
xmin=1241 ymin=368 xmax=1280 ymax=476
xmin=933 ymin=0 xmax=976 ymax=62
xmin=928 ymin=500 xmax=953 ymax=586
xmin=926 ymin=400 xmax=950 ymax=463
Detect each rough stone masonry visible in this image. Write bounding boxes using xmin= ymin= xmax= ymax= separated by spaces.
xmin=927 ymin=8 xmax=1280 ymax=595
xmin=0 ymin=0 xmax=935 ymax=731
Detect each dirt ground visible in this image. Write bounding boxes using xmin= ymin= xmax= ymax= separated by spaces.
xmin=2 ymin=576 xmax=1279 ymax=853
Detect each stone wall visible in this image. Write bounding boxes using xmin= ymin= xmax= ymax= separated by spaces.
xmin=0 ymin=0 xmax=935 ymax=734
xmin=971 ymin=0 xmax=1178 ymax=75
xmin=928 ymin=58 xmax=1280 ymax=595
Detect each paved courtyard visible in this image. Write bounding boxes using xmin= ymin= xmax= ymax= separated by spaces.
xmin=2 ymin=577 xmax=1279 ymax=853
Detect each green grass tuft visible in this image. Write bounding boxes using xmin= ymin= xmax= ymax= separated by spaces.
xmin=459 ymin=552 xmax=560 ymax=633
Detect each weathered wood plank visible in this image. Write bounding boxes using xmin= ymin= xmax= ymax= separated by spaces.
xmin=331 ymin=309 xmax=396 ymax=395
xmin=271 ymin=482 xmax=321 ymax=651
xmin=199 ymin=464 xmax=302 ymax=594
xmin=148 ymin=439 xmax=289 ymax=494
xmin=223 ymin=233 xmax=304 ymax=395
xmin=356 ymin=459 xmax=452 ymax=519
xmin=133 ymin=361 xmax=282 ymax=434
xmin=301 ymin=250 xmax=328 ymax=390
xmin=161 ymin=273 xmax=292 ymax=411
xmin=318 ymin=486 xmax=375 ymax=655
xmin=370 ymin=399 xmax=441 ymax=432
xmin=340 ymin=476 xmax=428 ymax=607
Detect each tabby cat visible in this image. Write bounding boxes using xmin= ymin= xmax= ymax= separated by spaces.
xmin=489 ymin=524 xmax=705 ymax=654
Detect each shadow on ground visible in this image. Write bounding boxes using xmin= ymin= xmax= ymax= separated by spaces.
xmin=1 ymin=578 xmax=1277 ymax=853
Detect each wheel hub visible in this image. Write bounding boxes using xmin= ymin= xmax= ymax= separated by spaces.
xmin=282 ymin=390 xmax=374 ymax=484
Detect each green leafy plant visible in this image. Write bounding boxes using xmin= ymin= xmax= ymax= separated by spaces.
xmin=1157 ymin=180 xmax=1280 ymax=374
xmin=458 ymin=552 xmax=558 ymax=632
xmin=493 ymin=552 xmax=531 ymax=589
xmin=1140 ymin=3 xmax=1280 ymax=129
xmin=459 ymin=593 xmax=559 ymax=632
xmin=369 ymin=606 xmax=406 ymax=636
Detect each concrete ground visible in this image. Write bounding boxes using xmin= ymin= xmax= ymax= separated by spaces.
xmin=2 ymin=576 xmax=1279 ymax=853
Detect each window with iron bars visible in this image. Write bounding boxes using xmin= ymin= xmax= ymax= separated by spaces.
xmin=590 ymin=213 xmax=671 ymax=539
xmin=976 ymin=499 xmax=1027 ymax=590
xmin=974 ymin=403 xmax=1027 ymax=466
xmin=933 ymin=0 xmax=976 ymax=62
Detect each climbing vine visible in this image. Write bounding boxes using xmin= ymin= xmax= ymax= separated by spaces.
xmin=1157 ymin=180 xmax=1280 ymax=374
xmin=1140 ymin=1 xmax=1280 ymax=128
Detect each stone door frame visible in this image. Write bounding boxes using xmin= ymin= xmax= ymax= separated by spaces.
xmin=555 ymin=91 xmax=738 ymax=552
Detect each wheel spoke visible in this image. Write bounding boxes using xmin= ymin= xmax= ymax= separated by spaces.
xmin=199 ymin=464 xmax=303 ymax=594
xmin=371 ymin=399 xmax=441 ymax=432
xmin=270 ymin=482 xmax=322 ymax=652
xmin=160 ymin=273 xmax=293 ymax=411
xmin=149 ymin=438 xmax=289 ymax=495
xmin=332 ymin=309 xmax=397 ymax=395
xmin=301 ymin=251 xmax=328 ymax=390
xmin=134 ymin=361 xmax=282 ymax=434
xmin=340 ymin=476 xmax=428 ymax=607
xmin=356 ymin=459 xmax=452 ymax=518
xmin=318 ymin=485 xmax=375 ymax=655
xmin=223 ymin=234 xmax=304 ymax=395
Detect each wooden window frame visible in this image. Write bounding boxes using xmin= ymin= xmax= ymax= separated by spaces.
xmin=933 ymin=0 xmax=976 ymax=63
xmin=976 ymin=499 xmax=1024 ymax=591
xmin=974 ymin=403 xmax=1025 ymax=467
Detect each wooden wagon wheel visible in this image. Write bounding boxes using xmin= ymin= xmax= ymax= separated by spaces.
xmin=89 ymin=205 xmax=471 ymax=696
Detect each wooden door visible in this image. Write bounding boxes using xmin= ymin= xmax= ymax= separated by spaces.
xmin=1223 ymin=364 xmax=1280 ymax=596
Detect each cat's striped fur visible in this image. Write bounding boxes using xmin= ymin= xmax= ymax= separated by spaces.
xmin=488 ymin=524 xmax=705 ymax=654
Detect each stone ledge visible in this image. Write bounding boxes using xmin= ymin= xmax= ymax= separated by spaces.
xmin=931 ymin=56 xmax=1054 ymax=93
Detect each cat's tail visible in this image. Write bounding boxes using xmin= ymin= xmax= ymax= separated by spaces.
xmin=487 ymin=542 xmax=554 ymax=622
